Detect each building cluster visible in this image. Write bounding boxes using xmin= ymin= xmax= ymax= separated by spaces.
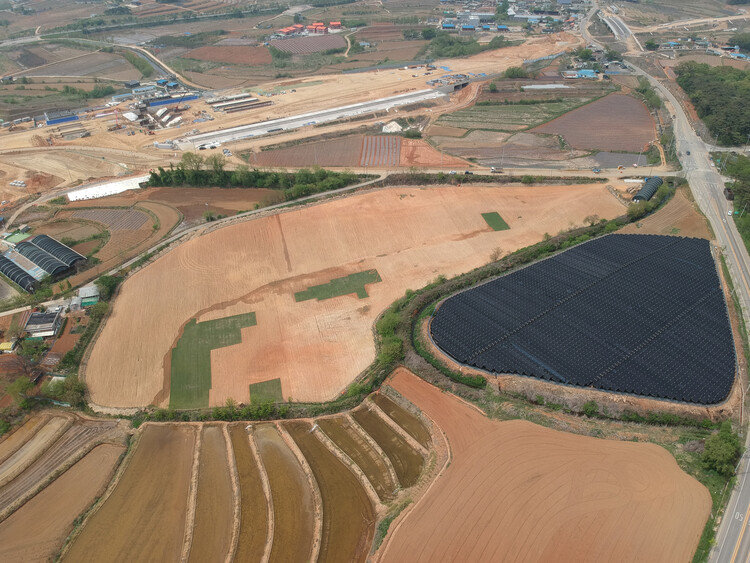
xmin=440 ymin=0 xmax=587 ymax=33
xmin=276 ymin=21 xmax=342 ymax=36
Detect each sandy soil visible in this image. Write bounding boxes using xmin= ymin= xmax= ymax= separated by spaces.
xmin=620 ymin=188 xmax=711 ymax=239
xmin=62 ymin=425 xmax=195 ymax=563
xmin=378 ymin=368 xmax=712 ymax=563
xmin=84 ymin=183 xmax=625 ymax=408
xmin=0 ymin=444 xmax=124 ymax=563
xmin=0 ymin=415 xmax=48 ymax=466
xmin=0 ymin=417 xmax=70 ymax=488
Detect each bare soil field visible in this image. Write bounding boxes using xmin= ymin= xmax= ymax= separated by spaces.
xmin=49 ymin=313 xmax=87 ymax=358
xmin=230 ymin=425 xmax=268 ymax=562
xmin=0 ymin=443 xmax=124 ymax=563
xmin=63 ymin=425 xmax=195 ymax=563
xmin=23 ymin=52 xmax=139 ymax=81
xmin=0 ymin=416 xmax=70 ymax=488
xmin=620 ymin=187 xmax=711 ymax=239
xmin=399 ymin=139 xmax=467 ymax=168
xmin=317 ymin=417 xmax=397 ymax=502
xmin=533 ymin=94 xmax=656 ymax=152
xmin=377 ymin=369 xmax=711 ymax=563
xmin=286 ymin=420 xmax=375 ymax=563
xmin=0 ymin=418 xmax=121 ymax=515
xmin=252 ymin=136 xmax=363 ymax=168
xmin=189 ymin=426 xmax=234 ymax=563
xmin=185 ymin=46 xmax=272 ymax=65
xmin=34 ymin=220 xmax=103 ymax=241
xmin=254 ymin=423 xmax=315 ymax=563
xmin=0 ymin=414 xmax=48 ymax=466
xmin=85 ymin=183 xmax=624 ymax=408
xmin=660 ymin=54 xmax=750 ymax=71
xmin=352 ymin=406 xmax=423 ymax=488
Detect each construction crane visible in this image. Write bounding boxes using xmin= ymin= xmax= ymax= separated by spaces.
xmin=172 ymin=91 xmax=189 ymax=113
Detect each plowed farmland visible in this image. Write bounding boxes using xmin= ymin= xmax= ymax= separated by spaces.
xmin=377 ymin=369 xmax=711 ymax=563
xmin=85 ymin=184 xmax=625 ymax=408
xmin=532 ymin=94 xmax=656 ymax=152
xmin=0 ymin=444 xmax=124 ymax=563
xmin=269 ymin=35 xmax=347 ymax=54
xmin=185 ymin=46 xmax=271 ymax=65
xmin=62 ymin=425 xmax=195 ymax=563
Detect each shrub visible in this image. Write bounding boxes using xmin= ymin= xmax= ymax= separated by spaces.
xmin=582 ymin=400 xmax=599 ymax=417
xmin=703 ymin=421 xmax=742 ymax=476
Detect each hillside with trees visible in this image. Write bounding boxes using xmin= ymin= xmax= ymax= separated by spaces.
xmin=674 ymin=61 xmax=750 ymax=145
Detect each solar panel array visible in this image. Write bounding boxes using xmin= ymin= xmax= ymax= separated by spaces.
xmin=431 ymin=234 xmax=736 ymax=404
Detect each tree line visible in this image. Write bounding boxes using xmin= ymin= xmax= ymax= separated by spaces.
xmin=675 ymin=61 xmax=750 ymax=145
xmin=147 ymin=153 xmax=363 ymax=202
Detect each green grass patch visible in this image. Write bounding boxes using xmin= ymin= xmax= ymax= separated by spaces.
xmin=295 ymin=270 xmax=381 ymax=302
xmin=249 ymin=378 xmax=283 ymax=404
xmin=169 ymin=312 xmax=256 ymax=409
xmin=481 ymin=212 xmax=510 ymax=231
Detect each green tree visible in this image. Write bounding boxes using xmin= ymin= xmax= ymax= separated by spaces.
xmin=89 ymin=301 xmax=109 ymax=322
xmin=703 ymin=421 xmax=742 ymax=476
xmin=421 ymin=28 xmax=436 ymax=40
xmin=644 ymin=39 xmax=659 ymax=51
xmin=574 ymin=47 xmax=594 ymax=61
xmin=503 ymin=66 xmax=528 ymax=78
xmin=43 ymin=376 xmax=87 ymax=407
xmin=488 ymin=82 xmax=497 ymax=93
xmin=95 ymin=276 xmax=122 ymax=301
xmin=495 ymin=0 xmax=509 ymax=21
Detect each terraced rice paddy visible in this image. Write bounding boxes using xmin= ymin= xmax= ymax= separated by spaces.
xmin=189 ymin=426 xmax=234 ymax=563
xmin=286 ymin=421 xmax=375 ymax=563
xmin=317 ymin=417 xmax=397 ymax=501
xmin=371 ymin=394 xmax=431 ymax=449
xmin=253 ymin=424 xmax=315 ymax=563
xmin=62 ymin=425 xmax=195 ymax=563
xmin=229 ymin=425 xmax=268 ymax=562
xmin=352 ymin=407 xmax=424 ymax=488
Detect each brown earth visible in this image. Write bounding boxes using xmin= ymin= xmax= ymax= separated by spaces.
xmin=533 ymin=94 xmax=657 ymax=152
xmin=49 ymin=314 xmax=87 ymax=358
xmin=377 ymin=369 xmax=711 ymax=563
xmin=230 ymin=425 xmax=268 ymax=562
xmin=371 ymin=393 xmax=431 ymax=449
xmin=185 ymin=45 xmax=272 ymax=65
xmin=620 ymin=187 xmax=711 ymax=239
xmin=254 ymin=423 xmax=315 ymax=563
xmin=84 ymin=183 xmax=625 ymax=408
xmin=0 ymin=415 xmax=48 ymax=466
xmin=286 ymin=421 xmax=376 ymax=563
xmin=317 ymin=417 xmax=397 ymax=502
xmin=62 ymin=425 xmax=195 ymax=563
xmin=33 ymin=220 xmax=102 ymax=241
xmin=399 ymin=139 xmax=467 ymax=168
xmin=71 ymin=239 xmax=100 ymax=256
xmin=0 ymin=444 xmax=124 ymax=563
xmin=352 ymin=406 xmax=423 ymax=488
xmin=0 ymin=417 xmax=70 ymax=489
xmin=188 ymin=426 xmax=234 ymax=563
xmin=251 ymin=136 xmax=363 ymax=168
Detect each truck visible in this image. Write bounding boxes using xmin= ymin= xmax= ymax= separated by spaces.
xmin=490 ymin=167 xmax=503 ymax=173
xmin=724 ymin=187 xmax=735 ymax=201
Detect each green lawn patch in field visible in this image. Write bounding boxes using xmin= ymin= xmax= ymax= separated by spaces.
xmin=295 ymin=270 xmax=382 ymax=302
xmin=249 ymin=378 xmax=283 ymax=404
xmin=170 ymin=312 xmax=257 ymax=409
xmin=482 ymin=212 xmax=510 ymax=231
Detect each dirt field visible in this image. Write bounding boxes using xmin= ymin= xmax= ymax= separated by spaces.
xmin=189 ymin=426 xmax=234 ymax=563
xmin=0 ymin=443 xmax=123 ymax=563
xmin=49 ymin=314 xmax=87 ymax=359
xmin=377 ymin=369 xmax=711 ymax=563
xmin=270 ymin=35 xmax=347 ymax=54
xmin=533 ymin=94 xmax=656 ymax=152
xmin=185 ymin=45 xmax=272 ymax=65
xmin=63 ymin=425 xmax=195 ymax=563
xmin=286 ymin=420 xmax=375 ymax=563
xmin=0 ymin=415 xmax=48 ymax=466
xmin=34 ymin=220 xmax=103 ymax=241
xmin=254 ymin=423 xmax=315 ymax=563
xmin=621 ymin=187 xmax=711 ymax=239
xmin=22 ymin=52 xmax=140 ymax=81
xmin=0 ymin=416 xmax=70 ymax=488
xmin=84 ymin=183 xmax=625 ymax=408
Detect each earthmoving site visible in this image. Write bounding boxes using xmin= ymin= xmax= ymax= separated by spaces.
xmin=1 ymin=0 xmax=748 ymax=559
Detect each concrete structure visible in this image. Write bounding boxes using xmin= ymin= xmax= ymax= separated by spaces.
xmin=24 ymin=308 xmax=63 ymax=338
xmin=79 ymin=285 xmax=100 ymax=307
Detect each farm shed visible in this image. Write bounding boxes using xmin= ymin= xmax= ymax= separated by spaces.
xmin=0 ymin=256 xmax=36 ymax=292
xmin=70 ymin=296 xmax=82 ymax=312
xmin=124 ymin=80 xmax=140 ymax=88
xmin=15 ymin=242 xmax=68 ymax=276
xmin=577 ymin=69 xmax=598 ymax=79
xmin=79 ymin=285 xmax=100 ymax=307
xmin=25 ymin=309 xmax=63 ymax=338
xmin=633 ymin=177 xmax=664 ymax=202
xmin=31 ymin=235 xmax=86 ymax=268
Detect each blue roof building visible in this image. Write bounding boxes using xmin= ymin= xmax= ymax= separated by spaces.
xmin=442 ymin=22 xmax=456 ymax=29
xmin=497 ymin=25 xmax=508 ymax=30
xmin=577 ymin=69 xmax=598 ymax=79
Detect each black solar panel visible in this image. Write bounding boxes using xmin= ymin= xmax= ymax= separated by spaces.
xmin=430 ymin=234 xmax=736 ymax=405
